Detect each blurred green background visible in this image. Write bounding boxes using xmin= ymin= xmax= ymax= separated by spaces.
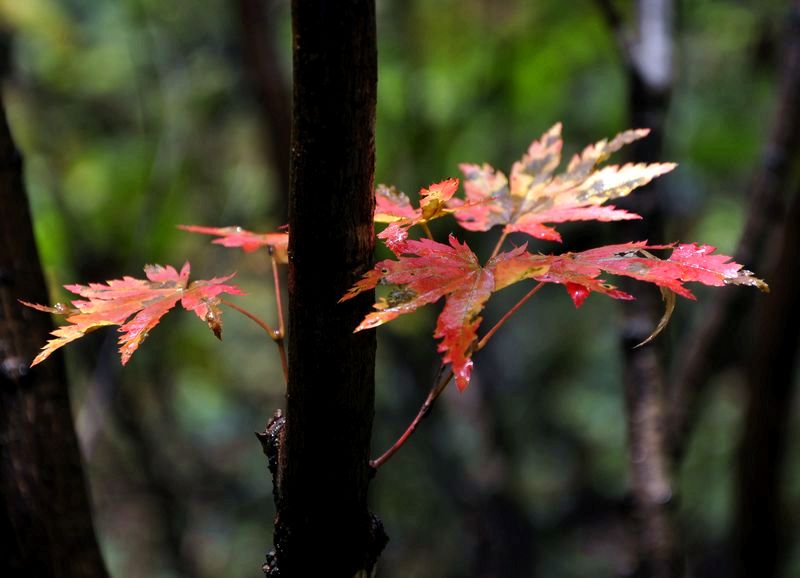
xmin=1 ymin=0 xmax=794 ymax=577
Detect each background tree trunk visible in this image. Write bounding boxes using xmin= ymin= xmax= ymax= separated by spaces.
xmin=732 ymin=187 xmax=800 ymax=578
xmin=620 ymin=12 xmax=681 ymax=573
xmin=596 ymin=0 xmax=682 ymax=576
xmin=668 ymin=0 xmax=800 ymax=464
xmin=237 ymin=0 xmax=292 ymax=217
xmin=0 ymin=86 xmax=109 ymax=578
xmin=263 ymin=1 xmax=384 ymax=576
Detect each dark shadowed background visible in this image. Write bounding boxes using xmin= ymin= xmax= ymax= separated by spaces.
xmin=1 ymin=0 xmax=797 ymax=577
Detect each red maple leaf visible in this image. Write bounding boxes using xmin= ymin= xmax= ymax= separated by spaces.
xmin=22 ymin=263 xmax=244 ymax=366
xmin=178 ymin=225 xmax=289 ymax=263
xmin=492 ymin=242 xmax=768 ymax=307
xmin=341 ymin=234 xmax=498 ymax=390
xmin=448 ymin=124 xmax=676 ymax=242
xmin=373 ymin=179 xmax=461 ymax=252
xmin=345 ymin=237 xmax=767 ymax=390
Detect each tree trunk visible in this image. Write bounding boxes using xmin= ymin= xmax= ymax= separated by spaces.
xmin=732 ymin=188 xmax=800 ymax=578
xmin=0 ymin=88 xmax=109 ymax=577
xmin=668 ymin=0 xmax=800 ymax=463
xmin=596 ymin=0 xmax=683 ymax=575
xmin=261 ymin=1 xmax=384 ymax=576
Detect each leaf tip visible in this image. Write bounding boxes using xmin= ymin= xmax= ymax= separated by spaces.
xmin=634 ymin=287 xmax=676 ymax=348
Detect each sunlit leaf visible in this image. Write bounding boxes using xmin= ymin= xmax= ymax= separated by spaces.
xmin=342 ymin=234 xmax=493 ymax=390
xmin=449 ymin=124 xmax=675 ymax=242
xmin=22 ymin=263 xmax=244 ymax=366
xmin=178 ymin=225 xmax=289 ymax=263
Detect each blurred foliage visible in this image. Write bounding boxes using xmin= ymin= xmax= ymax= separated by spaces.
xmin=1 ymin=0 xmax=795 ymax=577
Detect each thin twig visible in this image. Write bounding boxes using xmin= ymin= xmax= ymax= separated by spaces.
xmin=276 ymin=341 xmax=289 ymax=385
xmin=371 ymin=282 xmax=546 ymax=470
xmin=269 ymin=249 xmax=289 ymax=382
xmin=221 ymin=298 xmax=275 ymax=335
xmin=220 ymin=298 xmax=288 ymax=383
xmin=370 ymin=368 xmax=453 ymax=470
xmin=421 ymin=221 xmax=435 ymax=240
xmin=270 ymin=251 xmax=286 ymax=336
xmin=489 ymin=231 xmax=509 ymax=260
xmin=476 ymin=282 xmax=545 ymax=351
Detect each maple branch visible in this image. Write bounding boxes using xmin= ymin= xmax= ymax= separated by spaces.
xmin=220 ymin=299 xmax=288 ymax=383
xmin=276 ymin=341 xmax=289 ymax=385
xmin=371 ymin=282 xmax=545 ymax=470
xmin=220 ymin=298 xmax=275 ymax=335
xmin=269 ymin=249 xmax=289 ymax=383
xmin=476 ymin=282 xmax=545 ymax=351
xmin=370 ymin=367 xmax=453 ymax=470
xmin=489 ymin=231 xmax=509 ymax=260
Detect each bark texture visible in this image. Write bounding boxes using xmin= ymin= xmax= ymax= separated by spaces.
xmin=265 ymin=1 xmax=384 ymax=576
xmin=0 ymin=92 xmax=108 ymax=577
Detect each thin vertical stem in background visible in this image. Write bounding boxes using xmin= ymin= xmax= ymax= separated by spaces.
xmin=595 ymin=1 xmax=682 ymax=576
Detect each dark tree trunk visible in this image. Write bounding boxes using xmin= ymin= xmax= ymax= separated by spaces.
xmin=261 ymin=1 xmax=384 ymax=576
xmin=732 ymin=188 xmax=800 ymax=578
xmin=669 ymin=0 xmax=800 ymax=463
xmin=596 ymin=0 xmax=683 ymax=576
xmin=621 ymin=49 xmax=675 ymax=578
xmin=0 ymin=91 xmax=109 ymax=577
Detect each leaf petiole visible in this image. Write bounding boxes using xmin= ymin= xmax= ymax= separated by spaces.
xmin=270 ymin=248 xmax=286 ymax=339
xmin=370 ymin=281 xmax=546 ymax=470
xmin=476 ymin=281 xmax=545 ymax=351
xmin=489 ymin=231 xmax=509 ymax=260
xmin=220 ymin=298 xmax=288 ymax=384
xmin=268 ymin=248 xmax=289 ymax=385
xmin=370 ymin=367 xmax=453 ymax=470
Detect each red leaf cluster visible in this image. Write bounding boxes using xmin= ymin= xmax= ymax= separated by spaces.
xmin=22 ymin=263 xmax=244 ymax=366
xmin=178 ymin=225 xmax=289 ymax=263
xmin=349 ymin=125 xmax=769 ymax=391
xmin=448 ymin=123 xmax=675 ymax=242
xmin=349 ymin=223 xmax=766 ymax=390
xmin=374 ymin=179 xmax=460 ymax=251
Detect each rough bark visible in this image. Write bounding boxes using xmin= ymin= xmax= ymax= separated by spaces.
xmin=668 ymin=0 xmax=800 ymax=463
xmin=0 ymin=90 xmax=109 ymax=577
xmin=732 ymin=188 xmax=800 ymax=578
xmin=262 ymin=1 xmax=385 ymax=576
